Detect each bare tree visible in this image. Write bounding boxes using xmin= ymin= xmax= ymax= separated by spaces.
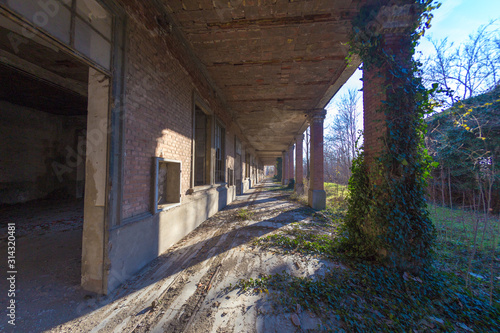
xmin=325 ymin=88 xmax=361 ymax=184
xmin=423 ymin=22 xmax=500 ymax=107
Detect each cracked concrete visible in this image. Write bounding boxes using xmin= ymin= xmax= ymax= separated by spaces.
xmin=8 ymin=180 xmax=340 ymax=332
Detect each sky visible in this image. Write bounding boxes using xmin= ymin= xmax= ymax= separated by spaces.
xmin=325 ymin=0 xmax=500 ymax=122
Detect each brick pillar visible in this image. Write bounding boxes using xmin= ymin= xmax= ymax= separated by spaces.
xmin=295 ymin=134 xmax=304 ymax=195
xmin=282 ymin=151 xmax=288 ymax=185
xmin=359 ymin=3 xmax=432 ymax=269
xmin=288 ymin=145 xmax=294 ymax=185
xmin=364 ymin=3 xmax=415 ymax=170
xmin=308 ymin=110 xmax=326 ymax=210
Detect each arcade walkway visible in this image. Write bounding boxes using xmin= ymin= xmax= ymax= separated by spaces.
xmin=35 ymin=179 xmax=343 ymax=333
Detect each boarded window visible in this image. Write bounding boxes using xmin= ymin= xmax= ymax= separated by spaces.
xmin=154 ymin=158 xmax=181 ymax=212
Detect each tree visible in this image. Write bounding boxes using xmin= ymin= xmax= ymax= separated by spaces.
xmin=422 ymin=22 xmax=500 ymax=107
xmin=324 ymin=88 xmax=361 ymax=184
xmin=426 ymin=85 xmax=500 ymax=212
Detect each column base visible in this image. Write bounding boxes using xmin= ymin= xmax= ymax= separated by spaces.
xmin=294 ymin=183 xmax=304 ymax=195
xmin=308 ymin=189 xmax=326 ymax=210
xmin=284 ymin=179 xmax=289 ymax=185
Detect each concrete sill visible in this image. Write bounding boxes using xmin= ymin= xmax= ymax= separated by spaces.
xmin=157 ymin=202 xmax=181 ymax=212
xmin=188 ymin=184 xmax=215 ymax=194
xmin=188 ymin=183 xmax=227 ymax=194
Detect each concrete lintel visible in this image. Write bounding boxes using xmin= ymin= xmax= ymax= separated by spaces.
xmin=308 ymin=189 xmax=326 ymax=210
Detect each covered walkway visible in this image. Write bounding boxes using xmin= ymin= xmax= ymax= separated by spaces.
xmin=31 ymin=179 xmax=344 ymax=332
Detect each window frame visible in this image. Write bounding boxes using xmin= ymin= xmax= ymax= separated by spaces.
xmin=191 ymin=95 xmax=214 ymax=191
xmin=214 ymin=119 xmax=226 ymax=184
xmin=153 ymin=157 xmax=181 ymax=213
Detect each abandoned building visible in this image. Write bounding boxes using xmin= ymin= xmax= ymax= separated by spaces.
xmin=0 ymin=0 xmax=417 ymax=298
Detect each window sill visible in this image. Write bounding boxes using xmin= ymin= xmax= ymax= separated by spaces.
xmin=188 ymin=184 xmax=215 ymax=194
xmin=188 ymin=183 xmax=228 ymax=194
xmin=157 ymin=202 xmax=181 ymax=212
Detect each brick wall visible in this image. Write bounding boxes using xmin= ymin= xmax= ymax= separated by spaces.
xmin=118 ymin=0 xmax=238 ymax=219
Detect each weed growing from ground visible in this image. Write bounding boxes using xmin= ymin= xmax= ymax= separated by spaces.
xmin=236 ymin=208 xmax=254 ymax=220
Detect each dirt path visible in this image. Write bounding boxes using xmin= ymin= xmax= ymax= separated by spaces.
xmin=17 ymin=180 xmax=339 ymax=333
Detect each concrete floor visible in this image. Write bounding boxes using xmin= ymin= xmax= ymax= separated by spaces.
xmin=1 ymin=181 xmax=341 ymax=332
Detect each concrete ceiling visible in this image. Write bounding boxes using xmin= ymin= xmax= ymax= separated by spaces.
xmin=164 ymin=0 xmax=365 ymax=163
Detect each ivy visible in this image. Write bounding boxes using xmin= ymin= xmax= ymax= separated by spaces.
xmin=341 ymin=0 xmax=440 ymax=271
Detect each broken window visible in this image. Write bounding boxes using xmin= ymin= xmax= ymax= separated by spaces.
xmin=214 ymin=120 xmax=225 ymax=183
xmin=154 ymin=158 xmax=181 ymax=212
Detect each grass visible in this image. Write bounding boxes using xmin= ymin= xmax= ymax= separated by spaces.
xmin=236 ymin=208 xmax=254 ymax=220
xmin=429 ymin=203 xmax=500 ymax=250
xmin=253 ymin=223 xmax=337 ymax=257
xmin=235 ymin=182 xmax=500 ymax=332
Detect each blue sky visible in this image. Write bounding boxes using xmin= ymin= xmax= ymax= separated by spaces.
xmin=325 ymin=0 xmax=500 ymax=119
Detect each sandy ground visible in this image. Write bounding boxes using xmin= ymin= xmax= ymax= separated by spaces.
xmin=1 ymin=181 xmax=342 ymax=332
xmin=0 ymin=199 xmax=89 ymax=333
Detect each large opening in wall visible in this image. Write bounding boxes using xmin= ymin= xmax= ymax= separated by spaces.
xmin=0 ymin=4 xmax=112 ymax=328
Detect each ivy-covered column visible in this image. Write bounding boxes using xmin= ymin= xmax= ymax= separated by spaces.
xmin=308 ymin=110 xmax=326 ymax=210
xmin=345 ymin=1 xmax=436 ymax=272
xmin=295 ymin=134 xmax=304 ymax=195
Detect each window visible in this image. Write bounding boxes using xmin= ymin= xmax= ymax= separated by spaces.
xmin=214 ymin=121 xmax=225 ymax=183
xmin=245 ymin=153 xmax=251 ymax=178
xmin=3 ymin=0 xmax=113 ymax=69
xmin=194 ymin=104 xmax=211 ymax=186
xmin=154 ymin=158 xmax=181 ymax=212
xmin=228 ymin=168 xmax=234 ymax=186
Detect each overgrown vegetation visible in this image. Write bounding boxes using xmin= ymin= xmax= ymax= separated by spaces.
xmin=426 ymin=86 xmax=500 ymax=213
xmin=273 ymin=157 xmax=282 ymax=182
xmin=341 ymin=0 xmax=439 ymax=270
xmin=232 ymin=264 xmax=499 ymax=332
xmin=253 ymin=192 xmax=500 ymax=318
xmin=237 ymin=182 xmax=499 ymax=331
xmin=253 ymin=222 xmax=337 ymax=257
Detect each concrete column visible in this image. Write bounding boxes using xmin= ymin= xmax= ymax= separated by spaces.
xmin=288 ymin=145 xmax=294 ymax=185
xmin=308 ymin=110 xmax=326 ymax=210
xmin=281 ymin=151 xmax=288 ymax=185
xmin=82 ymin=68 xmax=110 ymax=294
xmin=295 ymin=134 xmax=304 ymax=195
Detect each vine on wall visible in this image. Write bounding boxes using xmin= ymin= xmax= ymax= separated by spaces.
xmin=341 ymin=0 xmax=440 ymax=272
